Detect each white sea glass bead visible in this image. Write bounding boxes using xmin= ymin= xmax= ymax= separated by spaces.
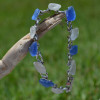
xmin=33 ymin=62 xmax=46 ymax=74
xmin=69 ymin=60 xmax=76 ymax=75
xmin=48 ymin=3 xmax=61 ymax=11
xmin=51 ymin=88 xmax=63 ymax=94
xmin=30 ymin=25 xmax=37 ymax=39
xmin=70 ymin=28 xmax=79 ymax=41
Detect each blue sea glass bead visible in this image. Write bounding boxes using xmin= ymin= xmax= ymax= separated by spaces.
xmin=39 ymin=79 xmax=54 ymax=88
xmin=29 ymin=42 xmax=37 ymax=57
xmin=66 ymin=6 xmax=76 ymax=21
xmin=70 ymin=45 xmax=78 ymax=56
xmin=32 ymin=8 xmax=40 ymax=20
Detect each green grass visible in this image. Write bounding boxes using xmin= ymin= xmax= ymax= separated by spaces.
xmin=0 ymin=0 xmax=100 ymax=100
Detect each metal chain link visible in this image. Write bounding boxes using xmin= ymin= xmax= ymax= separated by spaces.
xmin=66 ymin=20 xmax=74 ymax=91
xmin=30 ymin=8 xmax=75 ymax=93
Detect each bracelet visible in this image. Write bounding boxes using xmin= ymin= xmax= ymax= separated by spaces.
xmin=29 ymin=3 xmax=79 ymax=94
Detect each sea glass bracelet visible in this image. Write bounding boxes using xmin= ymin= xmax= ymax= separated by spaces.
xmin=29 ymin=3 xmax=79 ymax=94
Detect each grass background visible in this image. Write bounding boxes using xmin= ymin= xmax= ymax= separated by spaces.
xmin=0 ymin=0 xmax=100 ymax=100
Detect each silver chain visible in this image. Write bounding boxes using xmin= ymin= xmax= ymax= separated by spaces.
xmin=66 ymin=21 xmax=74 ymax=91
xmin=30 ymin=7 xmax=77 ymax=93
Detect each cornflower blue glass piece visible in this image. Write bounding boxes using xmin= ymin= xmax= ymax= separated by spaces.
xmin=32 ymin=8 xmax=40 ymax=20
xmin=39 ymin=79 xmax=54 ymax=88
xmin=66 ymin=6 xmax=76 ymax=21
xmin=29 ymin=42 xmax=38 ymax=57
xmin=70 ymin=45 xmax=78 ymax=56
